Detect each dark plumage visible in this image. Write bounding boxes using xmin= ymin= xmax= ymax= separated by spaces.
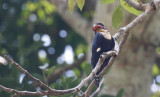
xmin=91 ymin=23 xmax=115 ymax=87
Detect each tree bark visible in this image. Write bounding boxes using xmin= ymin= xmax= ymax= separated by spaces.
xmin=96 ymin=2 xmax=160 ymax=97
xmin=103 ymin=41 xmax=155 ymax=97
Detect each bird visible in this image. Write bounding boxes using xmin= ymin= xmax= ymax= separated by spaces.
xmin=91 ymin=23 xmax=115 ymax=87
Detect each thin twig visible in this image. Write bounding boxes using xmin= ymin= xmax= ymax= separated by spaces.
xmin=1 ymin=51 xmax=117 ymax=96
xmin=3 ymin=54 xmax=53 ymax=91
xmin=90 ymin=77 xmax=104 ymax=97
xmin=85 ymin=81 xmax=94 ymax=97
xmin=0 ymin=85 xmax=48 ymax=96
xmin=12 ymin=93 xmax=18 ymax=97
xmin=0 ymin=0 xmax=160 ymax=97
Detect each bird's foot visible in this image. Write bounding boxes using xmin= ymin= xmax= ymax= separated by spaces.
xmin=94 ymin=75 xmax=100 ymax=87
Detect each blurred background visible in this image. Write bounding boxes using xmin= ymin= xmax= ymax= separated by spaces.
xmin=0 ymin=0 xmax=160 ymax=97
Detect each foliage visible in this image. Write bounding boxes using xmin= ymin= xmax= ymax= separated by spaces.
xmin=67 ymin=0 xmax=143 ymax=28
xmin=112 ymin=6 xmax=123 ymax=28
xmin=68 ymin=0 xmax=75 ymax=14
xmin=153 ymin=64 xmax=159 ymax=77
xmin=100 ymin=0 xmax=115 ymax=4
xmin=76 ymin=0 xmax=85 ymax=11
xmin=152 ymin=92 xmax=160 ymax=97
xmin=120 ymin=0 xmax=142 ymax=15
xmin=68 ymin=0 xmax=85 ymax=13
xmin=1 ymin=0 xmax=160 ymax=97
xmin=152 ymin=46 xmax=160 ymax=97
xmin=0 ymin=0 xmax=87 ymax=96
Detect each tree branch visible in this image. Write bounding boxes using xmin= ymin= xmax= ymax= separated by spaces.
xmin=90 ymin=77 xmax=104 ymax=97
xmin=113 ymin=0 xmax=157 ymax=40
xmin=124 ymin=0 xmax=147 ymax=11
xmin=85 ymin=80 xmax=94 ymax=97
xmin=1 ymin=51 xmax=117 ymax=97
xmin=3 ymin=55 xmax=76 ymax=96
xmin=1 ymin=0 xmax=160 ymax=97
xmin=101 ymin=0 xmax=159 ymax=84
xmin=12 ymin=93 xmax=18 ymax=97
xmin=85 ymin=0 xmax=160 ymax=96
xmin=3 ymin=54 xmax=53 ymax=92
xmin=0 ymin=85 xmax=48 ymax=96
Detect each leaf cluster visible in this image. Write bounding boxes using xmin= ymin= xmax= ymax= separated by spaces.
xmin=101 ymin=0 xmax=142 ymax=28
xmin=68 ymin=0 xmax=85 ymax=13
xmin=67 ymin=0 xmax=143 ymax=28
xmin=0 ymin=0 xmax=87 ymax=96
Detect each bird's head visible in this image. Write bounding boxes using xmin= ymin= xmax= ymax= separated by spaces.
xmin=92 ymin=23 xmax=107 ymax=34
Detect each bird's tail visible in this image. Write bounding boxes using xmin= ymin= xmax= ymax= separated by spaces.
xmin=94 ymin=75 xmax=100 ymax=87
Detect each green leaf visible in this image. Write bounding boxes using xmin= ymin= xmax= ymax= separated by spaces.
xmin=68 ymin=0 xmax=75 ymax=13
xmin=42 ymin=0 xmax=56 ymax=14
xmin=153 ymin=64 xmax=159 ymax=76
xmin=76 ymin=0 xmax=85 ymax=11
xmin=82 ymin=62 xmax=92 ymax=75
xmin=100 ymin=0 xmax=115 ymax=4
xmin=37 ymin=8 xmax=45 ymax=20
xmin=74 ymin=68 xmax=80 ymax=76
xmin=120 ymin=0 xmax=142 ymax=15
xmin=112 ymin=6 xmax=123 ymax=28
xmin=26 ymin=2 xmax=37 ymax=12
xmin=116 ymin=88 xmax=124 ymax=97
xmin=156 ymin=47 xmax=160 ymax=55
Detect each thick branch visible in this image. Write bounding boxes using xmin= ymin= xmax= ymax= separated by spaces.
xmin=124 ymin=0 xmax=147 ymax=11
xmin=113 ymin=1 xmax=157 ymax=40
xmin=153 ymin=0 xmax=160 ymax=8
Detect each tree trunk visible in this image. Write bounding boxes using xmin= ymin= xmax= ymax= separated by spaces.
xmin=103 ymin=40 xmax=155 ymax=97
xmin=91 ymin=1 xmax=160 ymax=97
